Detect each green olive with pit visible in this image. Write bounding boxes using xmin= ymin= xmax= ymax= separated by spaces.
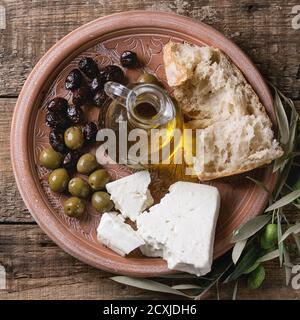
xmin=64 ymin=126 xmax=84 ymax=150
xmin=77 ymin=153 xmax=99 ymax=175
xmin=68 ymin=177 xmax=90 ymax=199
xmin=260 ymin=224 xmax=278 ymax=250
xmin=247 ymin=265 xmax=265 ymax=289
xmin=137 ymin=73 xmax=160 ymax=85
xmin=48 ymin=168 xmax=70 ymax=193
xmin=39 ymin=147 xmax=62 ymax=169
xmin=63 ymin=196 xmax=86 ymax=218
xmin=91 ymin=191 xmax=114 ymax=213
xmin=88 ymin=169 xmax=110 ymax=191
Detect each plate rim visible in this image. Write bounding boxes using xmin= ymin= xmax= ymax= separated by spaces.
xmin=10 ymin=10 xmax=277 ymax=277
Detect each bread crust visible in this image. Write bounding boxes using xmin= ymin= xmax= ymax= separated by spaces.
xmin=197 ymin=159 xmax=274 ymax=181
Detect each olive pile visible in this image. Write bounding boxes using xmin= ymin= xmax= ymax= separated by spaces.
xmin=39 ymin=51 xmax=161 ymax=219
xmin=40 ymin=150 xmax=113 ymax=218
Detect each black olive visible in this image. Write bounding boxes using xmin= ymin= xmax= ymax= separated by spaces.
xmin=49 ymin=128 xmax=68 ymax=154
xmin=45 ymin=111 xmax=70 ymax=130
xmin=120 ymin=51 xmax=137 ymax=68
xmin=65 ymin=69 xmax=83 ymax=91
xmin=100 ymin=65 xmax=124 ymax=83
xmin=47 ymin=97 xmax=69 ymax=113
xmin=62 ymin=150 xmax=81 ymax=171
xmin=72 ymin=87 xmax=91 ymax=107
xmin=78 ymin=57 xmax=99 ymax=79
xmin=93 ymin=90 xmax=107 ymax=107
xmin=67 ymin=106 xmax=84 ymax=124
xmin=82 ymin=122 xmax=98 ymax=144
xmin=90 ymin=76 xmax=106 ymax=94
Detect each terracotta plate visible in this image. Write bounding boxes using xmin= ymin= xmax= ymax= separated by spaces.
xmin=11 ymin=11 xmax=277 ymax=277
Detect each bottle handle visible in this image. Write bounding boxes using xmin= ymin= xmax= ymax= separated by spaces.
xmin=104 ymin=81 xmax=133 ymax=108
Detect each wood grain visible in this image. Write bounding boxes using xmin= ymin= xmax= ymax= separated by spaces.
xmin=0 ymin=0 xmax=299 ymax=98
xmin=0 ymin=99 xmax=33 ymax=222
xmin=1 ymin=0 xmax=300 ymax=300
xmin=0 ymin=224 xmax=299 ymax=300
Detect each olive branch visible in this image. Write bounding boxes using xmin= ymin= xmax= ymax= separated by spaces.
xmin=110 ymin=85 xmax=300 ymax=299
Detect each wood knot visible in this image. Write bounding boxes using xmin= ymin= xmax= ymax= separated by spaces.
xmin=246 ymin=4 xmax=258 ymax=13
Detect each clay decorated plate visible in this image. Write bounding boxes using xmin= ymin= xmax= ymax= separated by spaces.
xmin=11 ymin=11 xmax=277 ymax=276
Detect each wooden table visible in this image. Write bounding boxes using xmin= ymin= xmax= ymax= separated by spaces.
xmin=0 ymin=0 xmax=300 ymax=300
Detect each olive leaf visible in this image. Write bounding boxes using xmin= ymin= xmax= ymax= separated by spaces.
xmin=279 ymin=222 xmax=300 ymax=243
xmin=225 ymin=240 xmax=262 ymax=282
xmin=216 ymin=280 xmax=220 ymax=300
xmin=274 ymin=158 xmax=293 ymax=200
xmin=232 ymin=280 xmax=239 ymax=300
xmin=110 ymin=276 xmax=193 ymax=298
xmin=277 ymin=211 xmax=284 ymax=266
xmin=271 ymin=84 xmax=299 ymax=173
xmin=158 ymin=273 xmax=197 ymax=279
xmin=172 ymin=284 xmax=202 ymax=290
xmin=283 ymin=246 xmax=292 ymax=285
xmin=232 ymin=240 xmax=247 ymax=264
xmin=232 ymin=215 xmax=271 ymax=243
xmin=243 ymin=261 xmax=260 ymax=275
xmin=286 ymin=102 xmax=298 ymax=154
xmin=257 ymin=249 xmax=279 ymax=263
xmin=273 ymin=88 xmax=290 ymax=147
xmin=265 ymin=190 xmax=300 ymax=212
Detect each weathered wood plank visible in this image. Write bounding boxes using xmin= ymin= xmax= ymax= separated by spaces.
xmin=0 ymin=224 xmax=168 ymax=299
xmin=0 ymin=0 xmax=299 ymax=97
xmin=1 ymin=0 xmax=300 ymax=300
xmin=0 ymin=224 xmax=299 ymax=300
xmin=0 ymin=99 xmax=33 ymax=222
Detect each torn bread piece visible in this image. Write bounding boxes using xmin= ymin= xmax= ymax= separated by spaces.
xmin=97 ymin=212 xmax=145 ymax=256
xmin=163 ymin=42 xmax=283 ymax=181
xmin=106 ymin=171 xmax=154 ymax=222
xmin=137 ymin=182 xmax=220 ymax=276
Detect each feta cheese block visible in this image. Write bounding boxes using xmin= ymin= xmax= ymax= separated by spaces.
xmin=137 ymin=182 xmax=220 ymax=276
xmin=106 ymin=171 xmax=154 ymax=222
xmin=97 ymin=212 xmax=145 ymax=257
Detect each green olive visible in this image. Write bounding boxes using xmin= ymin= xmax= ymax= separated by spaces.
xmin=63 ymin=196 xmax=86 ymax=218
xmin=260 ymin=224 xmax=278 ymax=250
xmin=68 ymin=177 xmax=90 ymax=199
xmin=48 ymin=168 xmax=70 ymax=193
xmin=88 ymin=169 xmax=110 ymax=191
xmin=64 ymin=126 xmax=84 ymax=150
xmin=91 ymin=191 xmax=113 ymax=213
xmin=247 ymin=265 xmax=265 ymax=289
xmin=39 ymin=147 xmax=62 ymax=169
xmin=77 ymin=153 xmax=99 ymax=175
xmin=137 ymin=73 xmax=160 ymax=85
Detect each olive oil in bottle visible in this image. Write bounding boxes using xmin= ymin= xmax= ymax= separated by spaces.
xmin=101 ymin=81 xmax=184 ymax=167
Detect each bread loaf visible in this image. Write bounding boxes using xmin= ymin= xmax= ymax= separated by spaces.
xmin=163 ymin=42 xmax=283 ymax=180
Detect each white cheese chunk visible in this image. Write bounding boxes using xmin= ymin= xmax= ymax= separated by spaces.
xmin=106 ymin=171 xmax=154 ymax=222
xmin=97 ymin=212 xmax=145 ymax=256
xmin=137 ymin=182 xmax=220 ymax=276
